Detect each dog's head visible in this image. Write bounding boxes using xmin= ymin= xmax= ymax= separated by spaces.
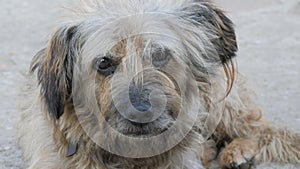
xmin=31 ymin=0 xmax=237 ymax=156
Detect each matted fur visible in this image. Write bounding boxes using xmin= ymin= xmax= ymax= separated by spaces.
xmin=18 ymin=0 xmax=300 ymax=169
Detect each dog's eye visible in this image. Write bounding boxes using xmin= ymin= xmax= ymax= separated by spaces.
xmin=96 ymin=57 xmax=116 ymax=76
xmin=152 ymin=48 xmax=171 ymax=67
xmin=99 ymin=58 xmax=111 ymax=69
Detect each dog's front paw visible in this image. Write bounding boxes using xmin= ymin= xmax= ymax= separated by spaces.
xmin=220 ymin=138 xmax=258 ymax=169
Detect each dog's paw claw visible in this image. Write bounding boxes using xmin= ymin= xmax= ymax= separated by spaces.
xmin=230 ymin=162 xmax=238 ymax=169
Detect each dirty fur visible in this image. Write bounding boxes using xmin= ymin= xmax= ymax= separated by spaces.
xmin=18 ymin=0 xmax=300 ymax=169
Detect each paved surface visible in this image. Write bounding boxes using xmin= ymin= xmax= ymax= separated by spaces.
xmin=0 ymin=1 xmax=60 ymax=168
xmin=0 ymin=1 xmax=299 ymax=168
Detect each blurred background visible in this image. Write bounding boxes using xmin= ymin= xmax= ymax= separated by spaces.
xmin=0 ymin=0 xmax=299 ymax=168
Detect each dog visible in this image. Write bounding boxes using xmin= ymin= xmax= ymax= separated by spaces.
xmin=18 ymin=0 xmax=300 ymax=168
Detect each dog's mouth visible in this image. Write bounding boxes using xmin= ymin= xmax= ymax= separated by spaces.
xmin=109 ymin=112 xmax=175 ymax=137
xmin=120 ymin=120 xmax=169 ymax=137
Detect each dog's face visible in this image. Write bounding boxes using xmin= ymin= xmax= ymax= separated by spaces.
xmin=89 ymin=38 xmax=196 ymax=137
xmin=31 ymin=0 xmax=237 ymax=155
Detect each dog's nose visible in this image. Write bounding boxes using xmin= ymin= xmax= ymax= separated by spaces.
xmin=126 ymin=84 xmax=154 ymax=123
xmin=126 ymin=102 xmax=154 ymax=123
xmin=129 ymin=89 xmax=152 ymax=112
xmin=129 ymin=84 xmax=151 ymax=111
xmin=133 ymin=104 xmax=152 ymax=112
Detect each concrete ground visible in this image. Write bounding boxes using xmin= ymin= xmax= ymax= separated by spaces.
xmin=0 ymin=0 xmax=299 ymax=168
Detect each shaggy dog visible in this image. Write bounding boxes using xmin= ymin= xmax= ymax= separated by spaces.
xmin=18 ymin=0 xmax=300 ymax=168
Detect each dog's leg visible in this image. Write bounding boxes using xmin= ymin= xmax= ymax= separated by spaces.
xmin=212 ymin=76 xmax=300 ymax=168
xmin=255 ymin=128 xmax=300 ymax=163
xmin=220 ymin=127 xmax=300 ymax=168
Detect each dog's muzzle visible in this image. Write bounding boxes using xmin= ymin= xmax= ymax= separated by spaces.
xmin=119 ymin=82 xmax=167 ymax=124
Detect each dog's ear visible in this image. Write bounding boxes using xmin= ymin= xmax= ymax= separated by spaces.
xmin=31 ymin=24 xmax=80 ymax=119
xmin=186 ymin=2 xmax=238 ymax=63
